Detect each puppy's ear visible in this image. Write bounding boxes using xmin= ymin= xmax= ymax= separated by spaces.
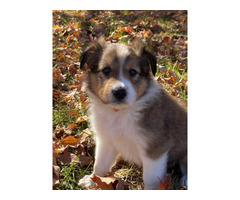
xmin=80 ymin=36 xmax=106 ymax=72
xmin=132 ymin=39 xmax=157 ymax=76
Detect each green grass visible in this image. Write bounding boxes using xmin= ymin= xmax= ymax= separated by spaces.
xmin=57 ymin=160 xmax=93 ymax=190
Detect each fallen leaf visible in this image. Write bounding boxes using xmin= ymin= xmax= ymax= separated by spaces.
xmin=82 ymin=128 xmax=92 ymax=135
xmin=54 ymin=146 xmax=65 ymax=153
xmin=79 ymin=155 xmax=92 ymax=165
xmin=59 ymin=53 xmax=65 ymax=60
xmin=162 ymin=36 xmax=170 ymax=44
xmin=157 ymin=174 xmax=172 ymax=190
xmin=75 ymin=73 xmax=85 ymax=80
xmin=53 ymin=165 xmax=60 ymax=189
xmin=69 ymin=65 xmax=77 ymax=74
xmin=69 ymin=123 xmax=78 ymax=130
xmin=74 ymin=23 xmax=79 ymax=30
xmin=67 ymin=111 xmax=78 ymax=116
xmin=68 ymin=84 xmax=77 ymax=89
xmin=78 ymin=132 xmax=89 ymax=144
xmin=58 ymin=150 xmax=76 ymax=165
xmin=58 ymin=149 xmax=92 ymax=166
xmin=79 ymin=93 xmax=86 ymax=102
xmin=113 ymin=34 xmax=120 ymax=39
xmin=82 ymin=101 xmax=88 ymax=109
xmin=61 ymin=136 xmax=79 ymax=147
xmin=53 ymin=68 xmax=64 ymax=84
xmin=91 ymin=175 xmax=129 ymax=190
xmin=53 ymin=25 xmax=59 ymax=29
xmin=53 ymin=89 xmax=60 ymax=101
xmin=76 ymin=117 xmax=85 ymax=123
xmin=63 ymin=94 xmax=73 ymax=101
xmin=91 ymin=175 xmax=117 ymax=190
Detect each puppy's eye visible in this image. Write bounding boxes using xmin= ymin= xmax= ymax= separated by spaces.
xmin=102 ymin=67 xmax=111 ymax=75
xmin=129 ymin=69 xmax=137 ymax=77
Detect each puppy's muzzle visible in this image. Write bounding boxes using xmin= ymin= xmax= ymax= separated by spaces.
xmin=112 ymin=87 xmax=127 ymax=100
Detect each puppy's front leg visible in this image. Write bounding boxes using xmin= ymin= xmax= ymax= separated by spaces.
xmin=142 ymin=152 xmax=168 ymax=190
xmin=93 ymin=137 xmax=118 ymax=176
xmin=78 ymin=136 xmax=118 ymax=189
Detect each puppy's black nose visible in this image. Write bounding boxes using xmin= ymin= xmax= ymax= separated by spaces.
xmin=112 ymin=88 xmax=127 ymax=100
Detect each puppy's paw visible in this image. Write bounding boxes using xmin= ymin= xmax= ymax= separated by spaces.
xmin=78 ymin=174 xmax=96 ymax=189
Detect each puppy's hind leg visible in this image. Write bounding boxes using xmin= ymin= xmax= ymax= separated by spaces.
xmin=180 ymin=155 xmax=187 ymax=187
xmin=142 ymin=152 xmax=168 ymax=190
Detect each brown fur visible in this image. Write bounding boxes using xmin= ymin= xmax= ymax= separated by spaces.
xmin=139 ymin=88 xmax=187 ymax=170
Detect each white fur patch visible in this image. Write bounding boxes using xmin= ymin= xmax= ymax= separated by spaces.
xmin=142 ymin=151 xmax=168 ymax=190
xmin=116 ymin=43 xmax=130 ymax=66
xmin=78 ymin=174 xmax=96 ymax=189
xmin=109 ymin=71 xmax=136 ymax=106
xmin=88 ymin=97 xmax=146 ymax=166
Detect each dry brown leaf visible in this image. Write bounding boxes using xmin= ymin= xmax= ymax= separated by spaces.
xmin=79 ymin=93 xmax=86 ymax=102
xmin=75 ymin=73 xmax=85 ymax=80
xmin=78 ymin=132 xmax=89 ymax=144
xmin=69 ymin=65 xmax=77 ymax=74
xmin=113 ymin=34 xmax=120 ymax=39
xmin=162 ymin=36 xmax=170 ymax=44
xmin=91 ymin=175 xmax=117 ymax=190
xmin=53 ymin=166 xmax=60 ymax=190
xmin=82 ymin=101 xmax=88 ymax=109
xmin=58 ymin=149 xmax=92 ymax=166
xmin=63 ymin=94 xmax=73 ymax=101
xmin=82 ymin=128 xmax=92 ymax=135
xmin=53 ymin=125 xmax=65 ymax=139
xmin=157 ymin=174 xmax=172 ymax=190
xmin=58 ymin=54 xmax=65 ymax=60
xmin=58 ymin=150 xmax=76 ymax=165
xmin=75 ymin=117 xmax=85 ymax=123
xmin=68 ymin=123 xmax=78 ymax=130
xmin=68 ymin=84 xmax=77 ymax=89
xmin=52 ymin=142 xmax=59 ymax=165
xmin=53 ymin=89 xmax=60 ymax=101
xmin=79 ymin=155 xmax=92 ymax=165
xmin=91 ymin=175 xmax=129 ymax=190
xmin=53 ymin=68 xmax=64 ymax=84
xmin=61 ymin=136 xmax=79 ymax=147
xmin=53 ymin=165 xmax=60 ymax=179
xmin=67 ymin=111 xmax=78 ymax=116
xmin=54 ymin=146 xmax=65 ymax=154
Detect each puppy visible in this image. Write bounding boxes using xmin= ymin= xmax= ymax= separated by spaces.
xmin=78 ymin=37 xmax=187 ymax=190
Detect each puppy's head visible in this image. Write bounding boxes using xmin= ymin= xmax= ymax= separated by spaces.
xmin=80 ymin=37 xmax=156 ymax=109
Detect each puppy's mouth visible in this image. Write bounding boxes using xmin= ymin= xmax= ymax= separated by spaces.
xmin=108 ymin=101 xmax=131 ymax=109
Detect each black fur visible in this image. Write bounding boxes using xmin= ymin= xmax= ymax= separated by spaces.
xmin=132 ymin=39 xmax=157 ymax=76
xmin=80 ymin=41 xmax=103 ymax=73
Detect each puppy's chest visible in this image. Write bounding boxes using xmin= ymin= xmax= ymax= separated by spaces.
xmin=91 ymin=107 xmax=146 ymax=165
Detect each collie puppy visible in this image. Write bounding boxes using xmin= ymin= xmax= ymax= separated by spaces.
xmin=78 ymin=37 xmax=187 ymax=190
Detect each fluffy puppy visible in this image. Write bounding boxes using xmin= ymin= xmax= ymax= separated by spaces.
xmin=78 ymin=37 xmax=187 ymax=190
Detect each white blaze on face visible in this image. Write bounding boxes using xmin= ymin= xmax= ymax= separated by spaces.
xmin=116 ymin=44 xmax=130 ymax=67
xmin=110 ymin=72 xmax=136 ymax=106
xmin=109 ymin=44 xmax=136 ymax=106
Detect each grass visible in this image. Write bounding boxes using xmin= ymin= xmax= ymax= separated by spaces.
xmin=57 ymin=160 xmax=93 ymax=190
